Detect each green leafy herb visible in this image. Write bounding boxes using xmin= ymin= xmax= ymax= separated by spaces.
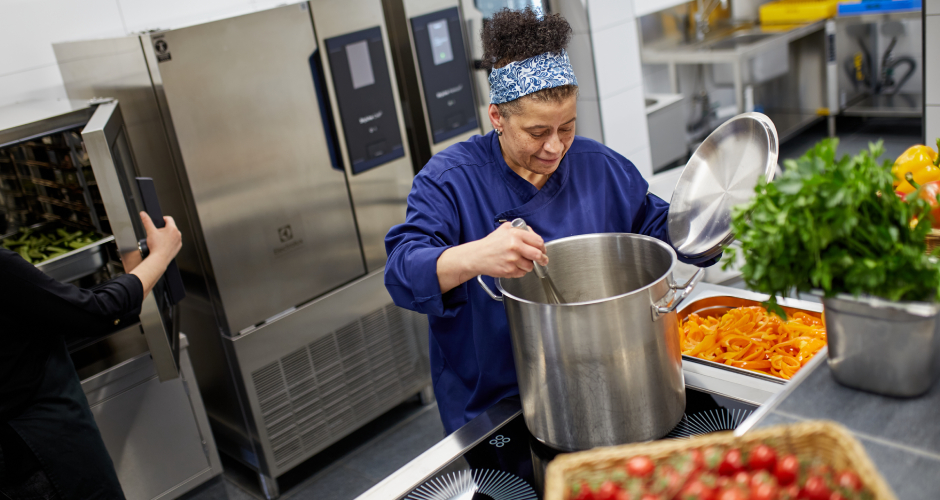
xmin=725 ymin=138 xmax=940 ymax=318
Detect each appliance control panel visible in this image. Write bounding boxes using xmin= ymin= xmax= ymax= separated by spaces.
xmin=326 ymin=26 xmax=405 ymax=174
xmin=410 ymin=7 xmax=478 ymax=144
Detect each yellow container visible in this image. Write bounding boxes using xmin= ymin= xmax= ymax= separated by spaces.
xmin=759 ymin=0 xmax=838 ymax=24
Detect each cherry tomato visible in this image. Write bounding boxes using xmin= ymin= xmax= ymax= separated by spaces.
xmin=747 ymin=445 xmax=777 ymax=472
xmin=803 ymin=476 xmax=831 ymax=500
xmin=597 ymin=481 xmax=622 ymax=500
xmin=774 ymin=455 xmax=800 ymax=486
xmin=718 ymin=449 xmax=745 ymax=476
xmin=749 ymin=471 xmax=775 ymax=489
xmin=716 ymin=488 xmax=749 ymax=500
xmin=716 ymin=477 xmax=732 ymax=490
xmin=640 ymin=494 xmax=661 ymax=500
xmin=732 ymin=471 xmax=751 ymax=488
xmin=751 ymin=482 xmax=778 ymax=500
xmin=678 ymin=479 xmax=716 ymax=500
xmin=689 ymin=449 xmax=707 ymax=471
xmin=829 ymin=493 xmax=847 ymax=500
xmin=626 ymin=456 xmax=656 ymax=478
xmin=836 ymin=471 xmax=862 ymax=492
xmin=781 ymin=484 xmax=801 ymax=500
xmin=703 ymin=446 xmax=725 ymax=471
xmin=649 ymin=467 xmax=683 ymax=497
xmin=573 ymin=481 xmax=595 ymax=500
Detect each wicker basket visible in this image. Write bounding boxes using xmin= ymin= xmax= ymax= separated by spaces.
xmin=926 ymin=229 xmax=940 ymax=254
xmin=544 ymin=420 xmax=897 ymax=500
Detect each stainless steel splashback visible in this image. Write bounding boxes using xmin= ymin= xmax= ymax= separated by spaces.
xmin=309 ymin=0 xmax=414 ymax=272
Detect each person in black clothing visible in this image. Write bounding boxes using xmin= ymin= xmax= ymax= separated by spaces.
xmin=0 ymin=212 xmax=182 ymax=500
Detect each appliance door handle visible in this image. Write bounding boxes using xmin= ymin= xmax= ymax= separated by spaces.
xmin=136 ymin=177 xmax=186 ymax=305
xmin=309 ymin=49 xmax=344 ymax=172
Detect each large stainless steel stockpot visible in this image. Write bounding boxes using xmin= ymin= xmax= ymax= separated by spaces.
xmin=478 ymin=233 xmax=703 ymax=450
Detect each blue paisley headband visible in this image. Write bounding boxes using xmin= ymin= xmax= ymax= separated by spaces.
xmin=488 ymin=50 xmax=578 ymax=104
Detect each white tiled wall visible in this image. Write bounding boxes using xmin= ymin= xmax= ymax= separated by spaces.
xmin=591 ymin=20 xmax=643 ymax=97
xmin=600 ymin=86 xmax=650 ymax=159
xmin=585 ymin=0 xmax=653 ymax=177
xmin=927 ymin=0 xmax=939 ymax=16
xmin=0 ymin=0 xmax=293 ymax=108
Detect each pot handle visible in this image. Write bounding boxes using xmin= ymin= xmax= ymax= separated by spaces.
xmin=477 ymin=275 xmax=503 ymax=302
xmin=651 ymin=268 xmax=704 ymax=321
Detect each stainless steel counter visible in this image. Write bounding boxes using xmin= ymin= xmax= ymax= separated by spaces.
xmin=738 ymin=352 xmax=940 ymax=499
xmin=642 ymin=21 xmax=826 ymax=65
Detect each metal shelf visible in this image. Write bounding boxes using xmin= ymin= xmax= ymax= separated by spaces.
xmin=842 ymin=93 xmax=923 ymax=117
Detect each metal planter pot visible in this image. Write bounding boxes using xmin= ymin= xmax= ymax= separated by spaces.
xmin=478 ymin=233 xmax=703 ymax=451
xmin=823 ymin=294 xmax=940 ymax=397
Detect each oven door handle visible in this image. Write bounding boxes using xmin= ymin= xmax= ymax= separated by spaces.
xmin=309 ymin=49 xmax=344 ymax=172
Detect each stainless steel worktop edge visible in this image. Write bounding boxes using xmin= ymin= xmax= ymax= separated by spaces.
xmin=734 ymin=347 xmax=829 ymax=435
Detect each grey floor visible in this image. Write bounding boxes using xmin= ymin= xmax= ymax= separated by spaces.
xmin=177 ymin=115 xmax=922 ymax=500
xmin=180 ymin=396 xmax=444 ymax=500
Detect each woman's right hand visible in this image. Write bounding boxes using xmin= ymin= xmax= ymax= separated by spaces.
xmin=468 ymin=222 xmax=548 ymax=278
xmin=140 ymin=211 xmax=182 ymax=265
xmin=437 ymin=222 xmax=548 ymax=293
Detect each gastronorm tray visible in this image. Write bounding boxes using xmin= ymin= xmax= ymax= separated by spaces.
xmin=679 ymin=294 xmax=825 ymax=384
xmin=2 ymin=222 xmax=115 ymax=283
xmin=35 ymin=235 xmax=115 ymax=282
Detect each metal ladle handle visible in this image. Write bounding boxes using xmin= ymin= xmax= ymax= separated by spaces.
xmin=510 ymin=218 xmax=548 ymax=278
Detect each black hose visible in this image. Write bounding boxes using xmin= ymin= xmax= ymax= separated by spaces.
xmin=884 ymin=56 xmax=917 ymax=94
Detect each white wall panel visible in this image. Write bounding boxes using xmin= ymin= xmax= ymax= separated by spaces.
xmin=588 ymin=0 xmax=633 ymax=32
xmin=927 ymin=15 xmax=940 ymax=106
xmin=634 ymin=0 xmax=687 ymax=18
xmin=591 ymin=20 xmax=642 ymax=98
xmin=927 ymin=106 xmax=940 ymax=146
xmin=117 ymin=0 xmax=290 ymax=33
xmin=926 ymin=0 xmax=940 ymax=16
xmin=0 ymin=66 xmax=68 ymax=108
xmin=600 ymin=85 xmax=651 ymax=173
xmin=0 ymin=0 xmax=126 ymax=107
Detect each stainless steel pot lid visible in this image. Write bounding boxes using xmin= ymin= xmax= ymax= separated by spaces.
xmin=667 ymin=112 xmax=778 ymax=260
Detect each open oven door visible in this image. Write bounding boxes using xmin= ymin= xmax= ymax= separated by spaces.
xmin=81 ymin=100 xmax=181 ymax=381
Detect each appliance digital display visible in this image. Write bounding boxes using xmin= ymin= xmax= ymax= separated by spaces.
xmin=345 ymin=40 xmax=376 ymax=89
xmin=410 ymin=7 xmax=478 ymax=144
xmin=427 ymin=19 xmax=454 ymax=66
xmin=326 ymin=27 xmax=405 ymax=175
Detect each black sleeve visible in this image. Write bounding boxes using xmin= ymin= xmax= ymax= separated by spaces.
xmin=0 ymin=248 xmax=145 ymax=340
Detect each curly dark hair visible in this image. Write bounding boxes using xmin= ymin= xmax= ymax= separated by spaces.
xmin=481 ymin=7 xmax=578 ymax=116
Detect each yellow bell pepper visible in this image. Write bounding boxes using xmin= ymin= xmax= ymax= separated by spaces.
xmin=893 ymin=139 xmax=940 ymax=194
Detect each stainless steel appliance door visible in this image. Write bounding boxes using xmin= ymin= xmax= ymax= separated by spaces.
xmin=145 ymin=4 xmax=366 ymax=334
xmin=309 ymin=0 xmax=415 ymax=272
xmin=82 ymin=101 xmax=179 ymax=381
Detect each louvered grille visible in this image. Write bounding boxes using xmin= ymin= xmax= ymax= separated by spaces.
xmin=248 ymin=303 xmax=429 ymax=471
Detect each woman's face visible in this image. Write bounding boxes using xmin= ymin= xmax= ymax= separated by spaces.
xmin=489 ymin=96 xmax=577 ymax=180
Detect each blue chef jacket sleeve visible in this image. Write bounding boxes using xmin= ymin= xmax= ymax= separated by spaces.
xmin=385 ymin=173 xmax=468 ymax=318
xmin=631 ymin=192 xmax=721 ymax=267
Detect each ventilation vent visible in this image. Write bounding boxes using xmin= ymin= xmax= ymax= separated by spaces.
xmin=249 ymin=303 xmax=428 ymax=468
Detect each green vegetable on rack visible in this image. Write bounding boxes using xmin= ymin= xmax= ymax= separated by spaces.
xmin=1 ymin=225 xmax=101 ymax=264
xmin=725 ymin=138 xmax=940 ymax=319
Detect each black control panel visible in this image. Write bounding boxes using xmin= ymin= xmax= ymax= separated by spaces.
xmin=410 ymin=7 xmax=478 ymax=144
xmin=326 ymin=27 xmax=405 ymax=175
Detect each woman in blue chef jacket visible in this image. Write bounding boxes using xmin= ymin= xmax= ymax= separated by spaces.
xmin=385 ymin=8 xmax=717 ymax=435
